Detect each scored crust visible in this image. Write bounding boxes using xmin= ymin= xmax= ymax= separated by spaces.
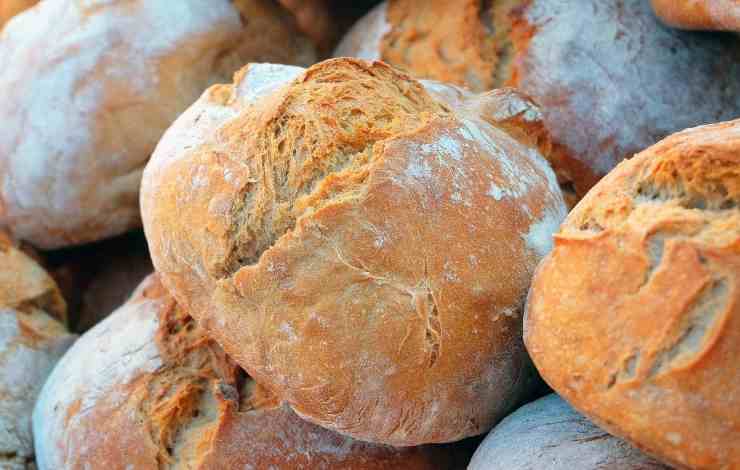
xmin=0 ymin=0 xmax=315 ymax=249
xmin=333 ymin=0 xmax=740 ymax=202
xmin=141 ymin=58 xmax=566 ymax=446
xmin=33 ymin=274 xmax=469 ymax=469
xmin=468 ymin=394 xmax=669 ymax=470
xmin=524 ymin=119 xmax=740 ymax=470
xmin=0 ymin=233 xmax=76 ymax=469
xmin=651 ymin=0 xmax=740 ymax=31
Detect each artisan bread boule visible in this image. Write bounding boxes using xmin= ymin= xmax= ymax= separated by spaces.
xmin=651 ymin=0 xmax=740 ymax=31
xmin=334 ymin=0 xmax=740 ymax=201
xmin=33 ymin=274 xmax=468 ymax=470
xmin=0 ymin=232 xmax=75 ymax=469
xmin=525 ymin=119 xmax=740 ymax=469
xmin=141 ymin=58 xmax=566 ymax=446
xmin=468 ymin=394 xmax=669 ymax=470
xmin=0 ymin=0 xmax=315 ymax=249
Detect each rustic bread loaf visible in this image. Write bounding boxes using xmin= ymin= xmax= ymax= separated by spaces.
xmin=33 ymin=274 xmax=470 ymax=469
xmin=0 ymin=232 xmax=76 ymax=470
xmin=141 ymin=58 xmax=566 ymax=446
xmin=524 ymin=119 xmax=740 ymax=469
xmin=0 ymin=0 xmax=315 ymax=250
xmin=334 ymin=0 xmax=740 ymax=201
xmin=651 ymin=0 xmax=740 ymax=31
xmin=0 ymin=0 xmax=36 ymax=29
xmin=468 ymin=394 xmax=669 ymax=469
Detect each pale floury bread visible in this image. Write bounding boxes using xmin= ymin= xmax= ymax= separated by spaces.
xmin=0 ymin=0 xmax=315 ymax=249
xmin=651 ymin=0 xmax=740 ymax=31
xmin=141 ymin=58 xmax=567 ymax=446
xmin=0 ymin=232 xmax=76 ymax=469
xmin=525 ymin=119 xmax=740 ymax=469
xmin=468 ymin=394 xmax=669 ymax=469
xmin=33 ymin=274 xmax=470 ymax=470
xmin=333 ymin=0 xmax=740 ymax=202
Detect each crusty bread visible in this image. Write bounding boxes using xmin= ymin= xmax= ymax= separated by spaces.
xmin=469 ymin=394 xmax=669 ymax=469
xmin=0 ymin=232 xmax=76 ymax=470
xmin=0 ymin=0 xmax=315 ymax=249
xmin=33 ymin=274 xmax=471 ymax=469
xmin=651 ymin=0 xmax=740 ymax=31
xmin=524 ymin=119 xmax=740 ymax=469
xmin=0 ymin=0 xmax=36 ymax=29
xmin=333 ymin=0 xmax=740 ymax=202
xmin=141 ymin=58 xmax=566 ymax=446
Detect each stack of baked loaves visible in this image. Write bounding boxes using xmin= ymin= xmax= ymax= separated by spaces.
xmin=0 ymin=0 xmax=738 ymax=469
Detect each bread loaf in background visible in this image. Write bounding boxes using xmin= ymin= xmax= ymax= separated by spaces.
xmin=33 ymin=274 xmax=472 ymax=470
xmin=525 ymin=119 xmax=740 ymax=469
xmin=468 ymin=394 xmax=669 ymax=469
xmin=334 ymin=0 xmax=740 ymax=202
xmin=141 ymin=57 xmax=566 ymax=446
xmin=0 ymin=0 xmax=315 ymax=249
xmin=0 ymin=232 xmax=76 ymax=469
xmin=651 ymin=0 xmax=740 ymax=31
xmin=0 ymin=0 xmax=35 ymax=28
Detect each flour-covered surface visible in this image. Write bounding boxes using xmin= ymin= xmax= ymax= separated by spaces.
xmin=0 ymin=233 xmax=75 ymax=470
xmin=33 ymin=274 xmax=470 ymax=469
xmin=469 ymin=395 xmax=669 ymax=469
xmin=0 ymin=0 xmax=315 ymax=249
xmin=332 ymin=0 xmax=740 ymax=201
xmin=141 ymin=58 xmax=566 ymax=447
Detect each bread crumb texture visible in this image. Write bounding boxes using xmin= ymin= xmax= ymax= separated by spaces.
xmin=651 ymin=0 xmax=740 ymax=31
xmin=334 ymin=0 xmax=740 ymax=202
xmin=525 ymin=119 xmax=740 ymax=470
xmin=468 ymin=394 xmax=669 ymax=469
xmin=0 ymin=233 xmax=75 ymax=469
xmin=141 ymin=58 xmax=566 ymax=446
xmin=33 ymin=274 xmax=467 ymax=469
xmin=0 ymin=0 xmax=314 ymax=249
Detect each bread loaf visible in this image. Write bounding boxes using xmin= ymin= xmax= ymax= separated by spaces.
xmin=33 ymin=274 xmax=470 ymax=469
xmin=651 ymin=0 xmax=740 ymax=31
xmin=0 ymin=0 xmax=36 ymax=29
xmin=525 ymin=119 xmax=740 ymax=469
xmin=0 ymin=0 xmax=315 ymax=249
xmin=141 ymin=58 xmax=566 ymax=446
xmin=0 ymin=232 xmax=76 ymax=469
xmin=468 ymin=394 xmax=669 ymax=469
xmin=334 ymin=0 xmax=740 ymax=201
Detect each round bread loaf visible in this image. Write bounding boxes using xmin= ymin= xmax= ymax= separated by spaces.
xmin=33 ymin=274 xmax=469 ymax=469
xmin=468 ymin=394 xmax=669 ymax=469
xmin=0 ymin=0 xmax=315 ymax=250
xmin=0 ymin=0 xmax=36 ymax=29
xmin=333 ymin=0 xmax=740 ymax=201
xmin=0 ymin=232 xmax=76 ymax=469
xmin=141 ymin=58 xmax=566 ymax=446
xmin=524 ymin=119 xmax=740 ymax=469
xmin=651 ymin=0 xmax=740 ymax=31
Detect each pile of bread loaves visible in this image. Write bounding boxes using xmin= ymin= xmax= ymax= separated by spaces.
xmin=0 ymin=1 xmax=738 ymax=469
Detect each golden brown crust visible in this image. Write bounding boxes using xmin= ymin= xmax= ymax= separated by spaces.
xmin=34 ymin=274 xmax=471 ymax=469
xmin=334 ymin=0 xmax=740 ymax=204
xmin=651 ymin=0 xmax=740 ymax=31
xmin=524 ymin=119 xmax=740 ymax=470
xmin=141 ymin=58 xmax=566 ymax=446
